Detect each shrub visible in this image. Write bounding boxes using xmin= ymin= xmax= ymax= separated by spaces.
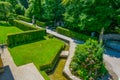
xmin=7 ymin=29 xmax=46 ymax=46
xmin=13 ymin=20 xmax=38 ymax=31
xmin=17 ymin=15 xmax=46 ymax=28
xmin=36 ymin=20 xmax=46 ymax=28
xmin=116 ymin=15 xmax=120 ymax=25
xmin=17 ymin=15 xmax=32 ymax=23
xmin=8 ymin=18 xmax=14 ymax=25
xmin=56 ymin=27 xmax=96 ymax=41
xmin=70 ymin=39 xmax=107 ymax=79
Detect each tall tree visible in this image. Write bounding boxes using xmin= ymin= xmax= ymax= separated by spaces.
xmin=0 ymin=1 xmax=13 ymax=21
xmin=42 ymin=0 xmax=65 ymax=26
xmin=25 ymin=0 xmax=42 ymax=20
xmin=62 ymin=0 xmax=117 ymax=32
xmin=19 ymin=0 xmax=28 ymax=8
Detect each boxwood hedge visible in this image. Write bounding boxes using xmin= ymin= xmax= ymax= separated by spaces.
xmin=56 ymin=27 xmax=96 ymax=41
xmin=7 ymin=29 xmax=46 ymax=46
xmin=17 ymin=15 xmax=46 ymax=28
xmin=17 ymin=15 xmax=32 ymax=23
xmin=13 ymin=20 xmax=38 ymax=31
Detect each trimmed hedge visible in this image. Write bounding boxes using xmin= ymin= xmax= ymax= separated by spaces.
xmin=14 ymin=20 xmax=38 ymax=31
xmin=17 ymin=15 xmax=32 ymax=23
xmin=40 ymin=44 xmax=64 ymax=72
xmin=7 ymin=29 xmax=46 ymax=46
xmin=56 ymin=27 xmax=96 ymax=41
xmin=17 ymin=15 xmax=46 ymax=28
xmin=36 ymin=20 xmax=46 ymax=28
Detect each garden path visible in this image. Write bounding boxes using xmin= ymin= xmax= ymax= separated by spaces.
xmin=0 ymin=47 xmax=44 ymax=80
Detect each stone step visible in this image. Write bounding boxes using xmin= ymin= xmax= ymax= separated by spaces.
xmin=60 ymin=51 xmax=69 ymax=58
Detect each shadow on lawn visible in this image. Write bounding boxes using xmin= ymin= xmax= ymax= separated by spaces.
xmin=0 ymin=66 xmax=15 ymax=80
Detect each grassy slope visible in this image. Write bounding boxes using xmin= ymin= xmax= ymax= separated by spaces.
xmin=0 ymin=25 xmax=23 ymax=44
xmin=9 ymin=38 xmax=64 ymax=69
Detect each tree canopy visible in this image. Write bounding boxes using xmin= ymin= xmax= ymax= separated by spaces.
xmin=0 ymin=1 xmax=13 ymax=21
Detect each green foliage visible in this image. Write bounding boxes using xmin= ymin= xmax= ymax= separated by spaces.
xmin=25 ymin=0 xmax=42 ymax=20
xmin=0 ymin=1 xmax=13 ymax=21
xmin=70 ymin=39 xmax=107 ymax=79
xmin=36 ymin=20 xmax=46 ymax=28
xmin=19 ymin=0 xmax=28 ymax=8
xmin=17 ymin=15 xmax=32 ymax=23
xmin=13 ymin=20 xmax=38 ymax=31
xmin=56 ymin=27 xmax=96 ymax=41
xmin=116 ymin=15 xmax=120 ymax=25
xmin=5 ymin=0 xmax=18 ymax=8
xmin=42 ymin=0 xmax=65 ymax=22
xmin=7 ymin=29 xmax=46 ymax=46
xmin=62 ymin=0 xmax=115 ymax=32
xmin=15 ymin=4 xmax=25 ymax=15
xmin=17 ymin=15 xmax=46 ymax=28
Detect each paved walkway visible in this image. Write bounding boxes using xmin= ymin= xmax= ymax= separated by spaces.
xmin=0 ymin=47 xmax=44 ymax=80
xmin=104 ymin=54 xmax=120 ymax=79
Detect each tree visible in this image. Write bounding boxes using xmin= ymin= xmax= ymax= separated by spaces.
xmin=19 ymin=0 xmax=28 ymax=8
xmin=0 ymin=1 xmax=13 ymax=21
xmin=5 ymin=0 xmax=18 ymax=8
xmin=25 ymin=0 xmax=42 ymax=20
xmin=62 ymin=0 xmax=116 ymax=32
xmin=42 ymin=0 xmax=65 ymax=26
xmin=15 ymin=4 xmax=25 ymax=15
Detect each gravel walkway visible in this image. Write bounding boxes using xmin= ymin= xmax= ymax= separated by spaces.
xmin=0 ymin=47 xmax=44 ymax=80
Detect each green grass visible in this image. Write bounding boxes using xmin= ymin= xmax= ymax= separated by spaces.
xmin=9 ymin=38 xmax=64 ymax=69
xmin=0 ymin=22 xmax=23 ymax=44
xmin=49 ymin=59 xmax=67 ymax=80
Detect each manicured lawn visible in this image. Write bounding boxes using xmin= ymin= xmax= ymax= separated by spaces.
xmin=0 ymin=23 xmax=23 ymax=44
xmin=9 ymin=38 xmax=64 ymax=70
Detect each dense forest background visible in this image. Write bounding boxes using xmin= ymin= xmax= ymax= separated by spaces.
xmin=0 ymin=0 xmax=120 ymax=34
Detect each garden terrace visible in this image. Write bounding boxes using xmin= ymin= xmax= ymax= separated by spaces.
xmin=8 ymin=38 xmax=64 ymax=79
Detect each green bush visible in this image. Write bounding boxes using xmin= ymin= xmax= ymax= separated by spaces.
xmin=36 ymin=20 xmax=46 ymax=28
xmin=7 ymin=29 xmax=46 ymax=46
xmin=17 ymin=15 xmax=32 ymax=23
xmin=116 ymin=15 xmax=120 ymax=25
xmin=70 ymin=39 xmax=108 ymax=79
xmin=8 ymin=18 xmax=14 ymax=25
xmin=13 ymin=20 xmax=38 ymax=31
xmin=40 ymin=44 xmax=64 ymax=72
xmin=56 ymin=27 xmax=96 ymax=41
xmin=17 ymin=15 xmax=46 ymax=28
